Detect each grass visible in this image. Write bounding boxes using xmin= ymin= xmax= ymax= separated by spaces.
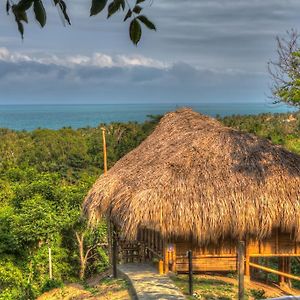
xmin=171 ymin=275 xmax=239 ymax=300
xmin=37 ymin=276 xmax=131 ymax=300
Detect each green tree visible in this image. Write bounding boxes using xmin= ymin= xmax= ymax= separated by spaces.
xmin=269 ymin=30 xmax=300 ymax=107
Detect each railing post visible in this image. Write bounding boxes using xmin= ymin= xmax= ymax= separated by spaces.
xmin=112 ymin=226 xmax=118 ymax=278
xmin=188 ymin=250 xmax=193 ymax=296
xmin=238 ymin=241 xmax=245 ymax=300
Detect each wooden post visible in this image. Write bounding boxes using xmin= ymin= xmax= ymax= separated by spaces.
xmin=238 ymin=241 xmax=245 ymax=300
xmin=158 ymin=260 xmax=164 ymax=275
xmin=285 ymin=257 xmax=291 ymax=287
xmin=245 ymin=240 xmax=250 ymax=280
xmin=101 ymin=127 xmax=107 ymax=174
xmin=188 ymin=250 xmax=193 ymax=296
xmin=279 ymin=257 xmax=285 ymax=286
xmin=164 ymin=244 xmax=169 ymax=274
xmin=112 ymin=226 xmax=118 ymax=278
xmin=172 ymin=244 xmax=177 ymax=273
xmin=48 ymin=247 xmax=53 ymax=280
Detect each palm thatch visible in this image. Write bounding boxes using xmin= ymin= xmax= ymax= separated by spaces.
xmin=83 ymin=108 xmax=300 ymax=244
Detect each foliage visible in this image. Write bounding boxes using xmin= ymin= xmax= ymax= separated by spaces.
xmin=219 ymin=111 xmax=300 ymax=155
xmin=269 ymin=30 xmax=300 ymax=106
xmin=0 ymin=113 xmax=299 ymax=298
xmin=5 ymin=0 xmax=156 ymax=44
xmin=0 ymin=116 xmax=158 ymax=298
xmin=250 ymin=289 xmax=267 ymax=299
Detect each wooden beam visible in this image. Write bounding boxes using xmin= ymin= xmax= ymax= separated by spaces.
xmin=177 ymin=254 xmax=237 ymax=258
xmin=250 ymin=254 xmax=300 ymax=257
xmin=249 ymin=262 xmax=300 ymax=282
xmin=238 ymin=241 xmax=245 ymax=300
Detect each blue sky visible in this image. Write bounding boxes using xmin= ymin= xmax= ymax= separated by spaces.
xmin=0 ymin=0 xmax=300 ymax=104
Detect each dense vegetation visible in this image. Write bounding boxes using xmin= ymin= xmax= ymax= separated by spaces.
xmin=0 ymin=111 xmax=299 ymax=299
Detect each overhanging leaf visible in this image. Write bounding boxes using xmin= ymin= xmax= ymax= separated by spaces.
xmin=58 ymin=0 xmax=71 ymax=25
xmin=107 ymin=1 xmax=120 ymax=18
xmin=90 ymin=0 xmax=107 ymax=16
xmin=137 ymin=15 xmax=156 ymax=30
xmin=12 ymin=5 xmax=28 ymax=23
xmin=123 ymin=9 xmax=132 ymax=22
xmin=34 ymin=0 xmax=46 ymax=27
xmin=136 ymin=0 xmax=145 ymax=3
xmin=129 ymin=18 xmax=142 ymax=45
xmin=6 ymin=0 xmax=10 ymax=15
xmin=132 ymin=5 xmax=142 ymax=14
xmin=17 ymin=20 xmax=24 ymax=39
xmin=120 ymin=0 xmax=125 ymax=11
xmin=17 ymin=0 xmax=33 ymax=11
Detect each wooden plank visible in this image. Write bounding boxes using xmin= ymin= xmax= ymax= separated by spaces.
xmin=176 ymin=257 xmax=237 ymax=272
xmin=249 ymin=262 xmax=300 ymax=282
xmin=177 ymin=254 xmax=236 ymax=259
xmin=176 ymin=257 xmax=237 ymax=264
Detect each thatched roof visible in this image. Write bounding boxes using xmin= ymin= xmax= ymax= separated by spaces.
xmin=84 ymin=108 xmax=300 ymax=244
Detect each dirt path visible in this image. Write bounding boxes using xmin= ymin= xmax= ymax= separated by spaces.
xmin=118 ymin=263 xmax=186 ymax=300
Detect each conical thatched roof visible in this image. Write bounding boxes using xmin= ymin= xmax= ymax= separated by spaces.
xmin=84 ymin=109 xmax=300 ymax=244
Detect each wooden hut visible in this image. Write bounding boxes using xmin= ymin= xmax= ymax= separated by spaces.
xmin=84 ymin=108 xmax=300 ymax=286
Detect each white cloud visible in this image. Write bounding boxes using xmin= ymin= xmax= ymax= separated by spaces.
xmin=0 ymin=47 xmax=168 ymax=69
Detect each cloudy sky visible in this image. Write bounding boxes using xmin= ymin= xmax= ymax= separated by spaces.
xmin=0 ymin=0 xmax=300 ymax=104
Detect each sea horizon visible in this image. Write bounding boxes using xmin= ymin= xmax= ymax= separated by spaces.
xmin=0 ymin=102 xmax=298 ymax=131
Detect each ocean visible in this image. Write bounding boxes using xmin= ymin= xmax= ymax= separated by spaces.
xmin=0 ymin=103 xmax=298 ymax=131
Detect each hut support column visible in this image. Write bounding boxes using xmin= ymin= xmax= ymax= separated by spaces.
xmin=164 ymin=242 xmax=169 ymax=274
xmin=172 ymin=244 xmax=177 ymax=273
xmin=286 ymin=257 xmax=291 ymax=287
xmin=238 ymin=241 xmax=245 ymax=300
xmin=112 ymin=225 xmax=118 ymax=278
xmin=245 ymin=240 xmax=250 ymax=282
xmin=279 ymin=257 xmax=285 ymax=287
xmin=279 ymin=257 xmax=291 ymax=288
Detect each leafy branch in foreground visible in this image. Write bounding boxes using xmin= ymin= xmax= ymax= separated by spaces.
xmin=5 ymin=0 xmax=156 ymax=44
xmin=269 ymin=29 xmax=300 ymax=107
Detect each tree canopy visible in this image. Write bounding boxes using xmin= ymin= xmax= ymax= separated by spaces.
xmin=5 ymin=0 xmax=156 ymax=44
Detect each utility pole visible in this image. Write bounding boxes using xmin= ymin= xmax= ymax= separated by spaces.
xmin=101 ymin=127 xmax=107 ymax=174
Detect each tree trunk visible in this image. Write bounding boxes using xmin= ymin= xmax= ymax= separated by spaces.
xmin=76 ymin=232 xmax=87 ymax=280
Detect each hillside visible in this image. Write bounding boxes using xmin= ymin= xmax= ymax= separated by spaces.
xmin=0 ymin=111 xmax=299 ymax=299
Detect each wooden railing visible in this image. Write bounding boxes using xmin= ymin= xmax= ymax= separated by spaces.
xmin=249 ymin=262 xmax=300 ymax=282
xmin=145 ymin=246 xmax=163 ymax=260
